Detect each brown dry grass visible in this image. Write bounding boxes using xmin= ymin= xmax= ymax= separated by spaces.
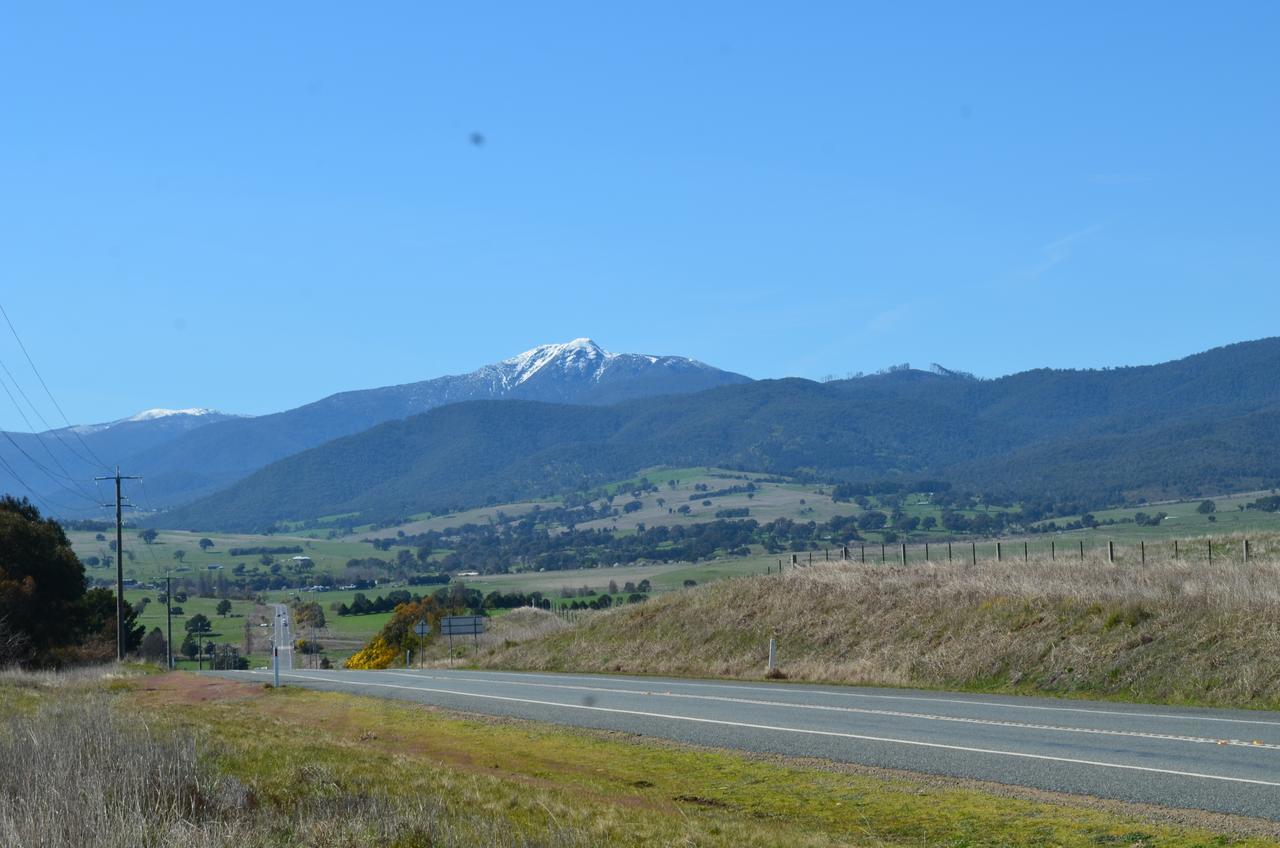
xmin=0 ymin=668 xmax=592 ymax=848
xmin=480 ymin=546 xmax=1280 ymax=708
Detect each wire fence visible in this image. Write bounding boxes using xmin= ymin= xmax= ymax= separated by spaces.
xmin=770 ymin=535 xmax=1279 ymax=569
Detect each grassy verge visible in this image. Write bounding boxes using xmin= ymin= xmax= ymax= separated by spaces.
xmin=138 ymin=673 xmax=1278 ymax=846
xmin=478 ymin=555 xmax=1280 ymax=710
xmin=5 ymin=668 xmax=1276 ymax=846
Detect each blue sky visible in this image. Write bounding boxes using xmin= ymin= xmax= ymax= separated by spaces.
xmin=1 ymin=2 xmax=1277 ymax=430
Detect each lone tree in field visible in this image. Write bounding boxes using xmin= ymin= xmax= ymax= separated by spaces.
xmin=185 ymin=613 xmax=212 ymax=634
xmin=199 ymin=538 xmax=214 ymax=551
xmin=215 ymin=599 xmax=232 ymax=617
xmin=172 ymin=549 xmax=186 ymax=563
xmin=1197 ymin=499 xmax=1217 ymax=515
xmin=138 ymin=528 xmax=159 ymax=544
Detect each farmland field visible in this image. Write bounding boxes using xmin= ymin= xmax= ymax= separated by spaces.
xmin=89 ymin=469 xmax=1280 ymax=670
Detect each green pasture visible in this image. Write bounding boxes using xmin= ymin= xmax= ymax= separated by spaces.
xmin=69 ymin=527 xmax=377 ymax=585
xmin=1035 ymin=490 xmax=1280 ymax=541
xmin=120 ymin=591 xmax=268 ymax=668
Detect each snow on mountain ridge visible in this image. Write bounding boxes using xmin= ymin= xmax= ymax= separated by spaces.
xmin=66 ymin=407 xmax=228 ymax=435
xmin=125 ymin=408 xmax=221 ymax=422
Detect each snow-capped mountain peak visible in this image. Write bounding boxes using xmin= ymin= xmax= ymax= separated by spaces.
xmin=493 ymin=338 xmax=617 ymax=388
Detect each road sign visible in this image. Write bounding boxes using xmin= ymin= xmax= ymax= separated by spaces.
xmin=441 ymin=615 xmax=486 ymax=667
xmin=414 ymin=620 xmax=430 ymax=637
xmin=441 ymin=615 xmax=485 ymax=636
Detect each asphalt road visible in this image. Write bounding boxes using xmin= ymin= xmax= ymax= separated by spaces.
xmin=271 ymin=603 xmax=293 ymax=670
xmin=216 ymin=668 xmax=1280 ymax=819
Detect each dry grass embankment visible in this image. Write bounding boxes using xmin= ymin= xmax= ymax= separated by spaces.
xmin=479 ymin=548 xmax=1280 ymax=709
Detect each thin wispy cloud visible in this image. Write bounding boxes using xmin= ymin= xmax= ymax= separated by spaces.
xmin=1029 ymin=224 xmax=1103 ymax=280
xmin=868 ymin=303 xmax=913 ymax=335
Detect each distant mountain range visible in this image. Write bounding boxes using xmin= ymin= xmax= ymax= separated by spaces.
xmin=158 ymin=337 xmax=1280 ymax=531
xmin=0 ymin=339 xmax=748 ymax=513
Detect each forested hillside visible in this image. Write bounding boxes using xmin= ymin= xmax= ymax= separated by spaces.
xmin=159 ymin=338 xmax=1280 ymax=531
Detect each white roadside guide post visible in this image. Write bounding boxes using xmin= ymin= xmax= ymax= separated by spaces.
xmin=767 ymin=632 xmax=777 ymax=674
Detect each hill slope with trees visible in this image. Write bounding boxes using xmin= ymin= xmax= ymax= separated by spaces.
xmin=159 ymin=337 xmax=1280 ymax=531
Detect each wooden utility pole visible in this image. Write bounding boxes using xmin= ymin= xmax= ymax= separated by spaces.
xmin=166 ymin=576 xmax=174 ymax=670
xmin=95 ymin=468 xmax=141 ymax=661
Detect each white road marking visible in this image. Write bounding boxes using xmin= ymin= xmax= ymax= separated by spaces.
xmin=379 ymin=671 xmax=1280 ymax=751
xmin=255 ymin=671 xmax=1280 ymax=788
xmin=456 ymin=669 xmax=1280 ymax=728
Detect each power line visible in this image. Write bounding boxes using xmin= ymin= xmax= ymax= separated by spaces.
xmin=0 ymin=355 xmax=102 ymax=470
xmin=0 ymin=429 xmax=98 ymax=505
xmin=0 ymin=300 xmax=111 ymax=470
xmin=0 ymin=373 xmax=100 ymax=504
xmin=0 ymin=369 xmax=100 ymax=502
xmin=0 ymin=450 xmax=80 ymax=515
